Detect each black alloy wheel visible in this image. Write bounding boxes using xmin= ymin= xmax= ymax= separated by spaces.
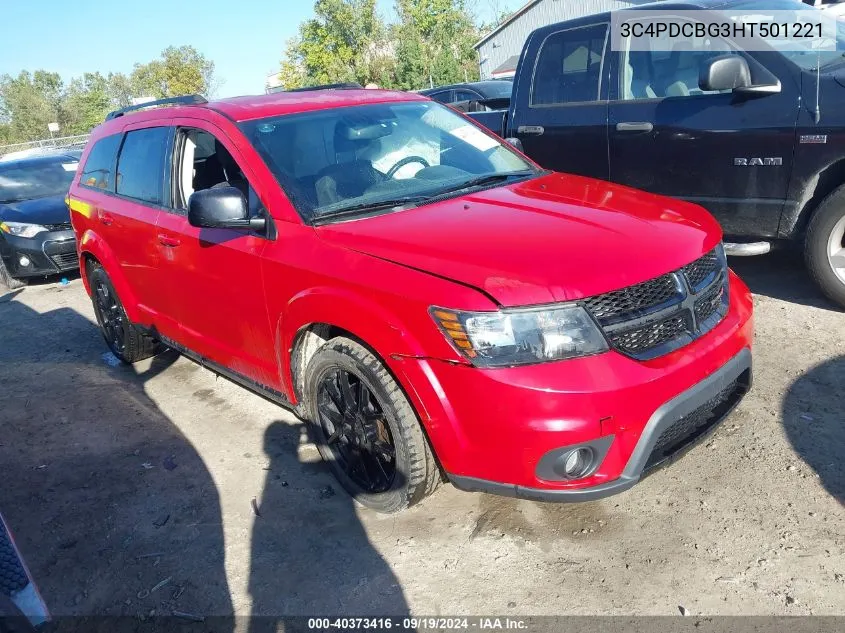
xmin=316 ymin=368 xmax=396 ymax=493
xmin=92 ymin=276 xmax=127 ymax=357
xmin=304 ymin=337 xmax=440 ymax=512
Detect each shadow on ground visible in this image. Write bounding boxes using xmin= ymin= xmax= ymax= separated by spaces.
xmin=248 ymin=422 xmax=408 ymax=628
xmin=0 ymin=297 xmax=232 ymax=622
xmin=782 ymin=356 xmax=845 ymax=505
xmin=729 ymin=249 xmax=842 ymax=312
xmin=0 ymin=293 xmax=408 ymax=626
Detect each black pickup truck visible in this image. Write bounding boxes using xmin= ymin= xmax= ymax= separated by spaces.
xmin=468 ymin=0 xmax=845 ymax=307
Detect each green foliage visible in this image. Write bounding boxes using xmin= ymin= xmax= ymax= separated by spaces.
xmin=0 ymin=46 xmax=216 ymax=145
xmin=281 ymin=0 xmax=484 ymax=91
xmin=130 ymin=46 xmax=216 ymax=99
xmin=281 ymin=0 xmax=393 ymax=89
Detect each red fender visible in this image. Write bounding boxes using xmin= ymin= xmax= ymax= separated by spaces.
xmin=78 ymin=229 xmax=144 ymax=324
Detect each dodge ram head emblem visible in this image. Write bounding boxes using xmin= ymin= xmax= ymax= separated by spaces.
xmin=734 ymin=157 xmax=783 ymax=166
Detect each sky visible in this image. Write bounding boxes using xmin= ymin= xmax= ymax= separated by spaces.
xmin=0 ymin=0 xmax=523 ymax=98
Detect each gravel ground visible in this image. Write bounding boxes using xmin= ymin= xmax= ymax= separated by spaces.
xmin=0 ymin=251 xmax=843 ymax=624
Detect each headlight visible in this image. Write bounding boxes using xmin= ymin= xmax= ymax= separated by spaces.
xmin=0 ymin=221 xmax=48 ymax=238
xmin=431 ymin=304 xmax=608 ymax=367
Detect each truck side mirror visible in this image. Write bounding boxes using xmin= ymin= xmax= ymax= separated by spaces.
xmin=505 ymin=137 xmax=524 ymax=152
xmin=700 ymin=55 xmax=752 ymax=91
xmin=700 ymin=55 xmax=781 ymax=95
xmin=188 ymin=186 xmax=266 ymax=231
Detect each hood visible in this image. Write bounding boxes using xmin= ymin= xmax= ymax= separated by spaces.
xmin=0 ymin=195 xmax=70 ymax=226
xmin=316 ymin=173 xmax=721 ymax=307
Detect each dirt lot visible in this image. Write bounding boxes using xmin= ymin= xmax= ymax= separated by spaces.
xmin=0 ymin=251 xmax=843 ymax=623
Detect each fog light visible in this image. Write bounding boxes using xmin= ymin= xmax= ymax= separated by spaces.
xmin=562 ymin=447 xmax=594 ymax=479
xmin=18 ymin=255 xmax=31 ymax=267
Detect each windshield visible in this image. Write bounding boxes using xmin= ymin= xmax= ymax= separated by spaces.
xmin=483 ymin=81 xmax=514 ymax=98
xmin=728 ymin=0 xmax=845 ymax=69
xmin=240 ymin=101 xmax=537 ymax=223
xmin=0 ymin=158 xmax=78 ymax=204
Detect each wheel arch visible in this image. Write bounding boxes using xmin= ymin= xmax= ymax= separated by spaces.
xmin=781 ymin=158 xmax=845 ymax=239
xmin=277 ymin=287 xmax=431 ymax=403
xmin=78 ymin=230 xmax=143 ymax=323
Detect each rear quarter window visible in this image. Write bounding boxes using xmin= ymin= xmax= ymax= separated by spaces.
xmin=80 ymin=134 xmax=122 ymax=191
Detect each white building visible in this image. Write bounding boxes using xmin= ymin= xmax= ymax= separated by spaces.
xmin=476 ymin=0 xmax=656 ymax=79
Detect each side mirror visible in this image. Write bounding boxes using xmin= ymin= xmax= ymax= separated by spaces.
xmin=188 ymin=187 xmax=265 ymax=231
xmin=700 ymin=55 xmax=781 ymax=95
xmin=504 ymin=137 xmax=524 ymax=152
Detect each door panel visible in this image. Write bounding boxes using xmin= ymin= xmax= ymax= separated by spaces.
xmin=155 ymin=120 xmax=277 ymax=388
xmin=109 ymin=123 xmax=173 ymax=323
xmin=514 ymin=23 xmax=610 ymax=180
xmin=607 ymin=25 xmax=800 ymax=238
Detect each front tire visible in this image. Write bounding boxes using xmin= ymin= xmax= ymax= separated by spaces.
xmin=806 ymin=184 xmax=845 ymax=309
xmin=87 ymin=261 xmax=160 ymax=363
xmin=304 ymin=337 xmax=440 ymax=513
xmin=0 ymin=257 xmax=27 ymax=290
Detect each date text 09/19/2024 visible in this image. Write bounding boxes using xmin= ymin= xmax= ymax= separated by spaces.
xmin=306 ymin=617 xmax=528 ymax=630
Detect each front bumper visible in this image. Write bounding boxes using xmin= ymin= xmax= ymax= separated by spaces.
xmin=0 ymin=230 xmax=78 ymax=278
xmin=449 ymin=348 xmax=750 ymax=501
xmin=389 ymin=271 xmax=754 ymax=501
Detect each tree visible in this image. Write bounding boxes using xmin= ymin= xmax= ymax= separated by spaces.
xmin=393 ymin=0 xmax=481 ymax=90
xmin=0 ymin=46 xmax=218 ymax=146
xmin=280 ymin=0 xmax=394 ymax=89
xmin=59 ymin=72 xmax=113 ymax=135
xmin=130 ymin=46 xmax=217 ymax=99
xmin=0 ymin=71 xmax=63 ymax=143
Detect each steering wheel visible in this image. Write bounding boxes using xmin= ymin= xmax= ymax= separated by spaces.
xmin=385 ymin=156 xmax=430 ymax=179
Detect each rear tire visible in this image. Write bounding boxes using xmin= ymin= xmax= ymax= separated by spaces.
xmin=0 ymin=258 xmax=26 ymax=290
xmin=304 ymin=337 xmax=439 ymax=513
xmin=86 ymin=261 xmax=161 ymax=363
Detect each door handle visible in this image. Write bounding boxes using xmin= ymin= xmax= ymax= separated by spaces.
xmin=517 ymin=125 xmax=545 ymax=136
xmin=615 ymin=122 xmax=654 ymax=133
xmin=100 ymin=212 xmax=114 ymax=226
xmin=157 ymin=234 xmax=181 ymax=247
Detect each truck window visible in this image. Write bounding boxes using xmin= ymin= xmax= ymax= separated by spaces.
xmin=620 ymin=18 xmax=737 ymax=100
xmin=531 ymin=24 xmax=608 ymax=106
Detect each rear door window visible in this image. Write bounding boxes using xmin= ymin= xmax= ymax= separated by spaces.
xmin=116 ymin=127 xmax=170 ymax=205
xmin=80 ymin=134 xmax=122 ymax=191
xmin=454 ymin=90 xmax=482 ymax=102
xmin=429 ymin=90 xmax=454 ymax=103
xmin=531 ymin=24 xmax=608 ymax=106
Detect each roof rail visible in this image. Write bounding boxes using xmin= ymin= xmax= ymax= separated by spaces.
xmin=285 ymin=82 xmax=362 ymax=93
xmin=105 ymin=94 xmax=208 ymax=121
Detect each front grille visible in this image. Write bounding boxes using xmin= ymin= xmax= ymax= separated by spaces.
xmin=582 ymin=247 xmax=728 ymax=360
xmin=49 ymin=251 xmax=78 ymax=270
xmin=694 ymin=277 xmax=725 ymax=323
xmin=682 ymin=249 xmax=719 ymax=291
xmin=609 ymin=313 xmax=689 ymax=356
xmin=644 ymin=372 xmax=748 ymax=472
xmin=44 ymin=222 xmax=72 ymax=231
xmin=582 ymin=274 xmax=680 ymax=322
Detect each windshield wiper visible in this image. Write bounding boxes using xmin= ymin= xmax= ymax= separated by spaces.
xmin=438 ymin=171 xmax=537 ymax=195
xmin=311 ymin=195 xmax=432 ymax=225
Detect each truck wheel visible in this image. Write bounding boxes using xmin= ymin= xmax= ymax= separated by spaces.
xmin=87 ymin=261 xmax=161 ymax=364
xmin=806 ymin=184 xmax=845 ymax=309
xmin=0 ymin=258 xmax=26 ymax=290
xmin=304 ymin=337 xmax=440 ymax=513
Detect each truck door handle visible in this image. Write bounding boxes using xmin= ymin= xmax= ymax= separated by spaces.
xmin=616 ymin=122 xmax=654 ymax=133
xmin=517 ymin=125 xmax=544 ymax=136
xmin=157 ymin=234 xmax=181 ymax=247
xmin=100 ymin=212 xmax=114 ymax=226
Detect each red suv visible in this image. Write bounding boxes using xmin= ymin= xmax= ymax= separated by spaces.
xmin=68 ymin=89 xmax=753 ymax=513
